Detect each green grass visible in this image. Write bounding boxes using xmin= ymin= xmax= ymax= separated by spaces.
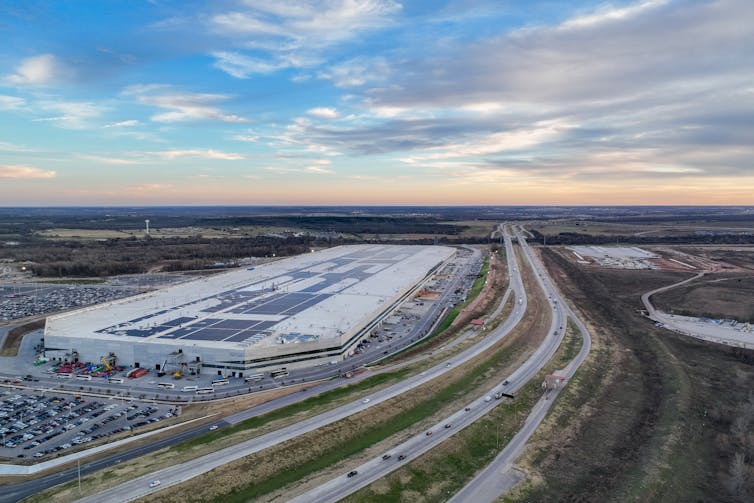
xmin=344 ymin=376 xmax=546 ymax=502
xmin=34 ymin=278 xmax=106 ymax=285
xmin=385 ymin=252 xmax=494 ymax=360
xmin=555 ymin=321 xmax=583 ymax=367
xmin=465 ymin=256 xmax=490 ymax=303
xmin=174 ymin=368 xmax=413 ymax=452
xmin=213 ymin=327 xmax=521 ymax=502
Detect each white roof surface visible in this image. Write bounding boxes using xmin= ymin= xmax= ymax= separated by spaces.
xmin=46 ymin=245 xmax=455 ymax=349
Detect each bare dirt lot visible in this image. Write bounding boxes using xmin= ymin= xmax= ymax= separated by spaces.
xmin=509 ymin=247 xmax=754 ymax=503
xmin=652 ymin=274 xmax=754 ymax=323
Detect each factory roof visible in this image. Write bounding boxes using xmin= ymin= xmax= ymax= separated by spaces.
xmin=45 ymin=245 xmax=455 ymax=349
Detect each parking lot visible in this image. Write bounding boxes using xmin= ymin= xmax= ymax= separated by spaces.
xmin=0 ymin=283 xmax=137 ymax=321
xmin=0 ymin=390 xmax=175 ymax=460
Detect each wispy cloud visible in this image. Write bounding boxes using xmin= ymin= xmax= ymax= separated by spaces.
xmin=211 ymin=51 xmax=283 ymax=78
xmin=209 ymin=1 xmax=401 ymax=77
xmin=318 ymin=56 xmax=390 ymax=88
xmin=123 ymin=85 xmax=247 ymax=123
xmin=0 ymin=95 xmax=26 ymax=110
xmin=0 ymin=165 xmax=56 ymax=179
xmin=104 ymin=119 xmax=140 ymax=128
xmin=307 ymin=107 xmax=339 ymax=119
xmin=147 ymin=149 xmax=245 ymax=160
xmin=33 ymin=100 xmax=106 ymax=129
xmin=4 ymin=54 xmax=63 ymax=86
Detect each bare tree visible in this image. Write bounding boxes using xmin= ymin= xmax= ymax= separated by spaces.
xmin=727 ymin=452 xmax=749 ymax=501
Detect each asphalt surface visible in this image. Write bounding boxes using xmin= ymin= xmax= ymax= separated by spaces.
xmin=449 ymin=225 xmax=592 ymax=503
xmin=292 ymin=224 xmax=580 ymax=503
xmin=0 ymin=417 xmax=230 ymax=503
xmin=71 ymin=245 xmax=518 ymax=502
xmin=287 ymin=229 xmax=526 ymax=503
xmin=0 ymin=250 xmax=482 ymax=497
xmin=0 ymin=247 xmax=481 ymax=404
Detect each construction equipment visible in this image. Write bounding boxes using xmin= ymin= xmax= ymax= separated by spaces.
xmin=173 ymin=371 xmax=182 ymax=379
xmin=157 ymin=359 xmax=168 ymax=377
xmin=100 ymin=356 xmax=112 ymax=372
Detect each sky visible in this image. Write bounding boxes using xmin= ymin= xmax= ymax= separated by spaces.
xmin=0 ymin=0 xmax=753 ymax=206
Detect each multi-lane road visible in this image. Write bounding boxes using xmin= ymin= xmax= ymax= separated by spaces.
xmin=9 ymin=225 xmax=594 ymax=503
xmin=72 ymin=239 xmax=519 ymax=502
xmin=449 ymin=225 xmax=592 ymax=503
xmin=291 ymin=224 xmax=587 ymax=503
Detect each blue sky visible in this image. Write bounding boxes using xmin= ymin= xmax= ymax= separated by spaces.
xmin=1 ymin=0 xmax=753 ymax=205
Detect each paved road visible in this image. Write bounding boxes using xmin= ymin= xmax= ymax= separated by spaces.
xmin=449 ymin=224 xmax=593 ymax=503
xmin=0 ymin=247 xmax=481 ymax=404
xmin=289 ymin=225 xmax=573 ymax=503
xmin=71 ymin=246 xmax=519 ymax=502
xmin=641 ymin=273 xmax=754 ymax=349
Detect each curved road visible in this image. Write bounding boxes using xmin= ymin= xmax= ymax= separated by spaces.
xmin=71 ymin=239 xmax=522 ymax=502
xmin=449 ymin=225 xmax=592 ymax=503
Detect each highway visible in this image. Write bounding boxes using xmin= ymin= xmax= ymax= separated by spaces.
xmin=71 ymin=239 xmax=522 ymax=502
xmin=449 ymin=225 xmax=592 ymax=503
xmin=290 ymin=224 xmax=574 ymax=503
xmin=0 ymin=249 xmax=480 ymax=498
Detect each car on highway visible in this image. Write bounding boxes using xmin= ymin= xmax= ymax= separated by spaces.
xmin=484 ymin=395 xmax=492 ymax=402
xmin=382 ymin=453 xmax=392 ymax=460
xmin=361 ymin=398 xmax=370 ymax=404
xmin=209 ymin=425 xmax=218 ymax=431
xmin=347 ymin=470 xmax=358 ymax=478
xmin=503 ymin=380 xmax=510 ymax=386
xmin=444 ymin=423 xmax=452 ymax=429
xmin=149 ymin=480 xmax=161 ymax=488
xmin=425 ymin=430 xmax=433 ymax=436
xmin=464 ymin=407 xmax=471 ymax=412
xmin=398 ymin=454 xmax=406 ymax=460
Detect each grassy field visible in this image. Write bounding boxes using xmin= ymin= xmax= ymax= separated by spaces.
xmin=505 ymin=247 xmax=754 ymax=503
xmin=343 ymin=322 xmax=582 ymax=503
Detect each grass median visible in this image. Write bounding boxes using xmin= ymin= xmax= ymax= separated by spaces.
xmin=342 ymin=323 xmax=582 ymax=503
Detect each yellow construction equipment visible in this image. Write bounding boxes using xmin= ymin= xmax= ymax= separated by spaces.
xmin=100 ymin=356 xmax=112 ymax=372
xmin=173 ymin=371 xmax=182 ymax=379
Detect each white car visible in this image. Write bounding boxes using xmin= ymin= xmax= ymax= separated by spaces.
xmin=149 ymin=480 xmax=161 ymax=488
xmin=362 ymin=398 xmax=370 ymax=404
xmin=209 ymin=425 xmax=218 ymax=431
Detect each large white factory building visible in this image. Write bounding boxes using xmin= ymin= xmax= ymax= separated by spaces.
xmin=43 ymin=245 xmax=455 ymax=376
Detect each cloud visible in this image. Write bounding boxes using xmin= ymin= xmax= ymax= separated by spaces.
xmin=305 ymin=165 xmax=334 ymax=174
xmin=33 ymin=100 xmax=106 ymax=129
xmin=104 ymin=120 xmax=140 ymax=128
xmin=307 ymin=107 xmax=338 ymax=119
xmin=123 ymin=85 xmax=247 ymax=123
xmin=78 ymin=154 xmax=138 ymax=165
xmin=209 ymin=1 xmax=401 ymax=77
xmin=318 ymin=56 xmax=390 ymax=88
xmin=211 ymin=51 xmax=283 ymax=78
xmin=4 ymin=54 xmax=61 ymax=86
xmin=126 ymin=183 xmax=175 ymax=192
xmin=231 ymin=134 xmax=260 ymax=143
xmin=148 ymin=149 xmax=245 ymax=160
xmin=0 ymin=95 xmax=25 ymax=110
xmin=0 ymin=165 xmax=56 ymax=179
xmin=264 ymin=0 xmax=754 ymax=185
